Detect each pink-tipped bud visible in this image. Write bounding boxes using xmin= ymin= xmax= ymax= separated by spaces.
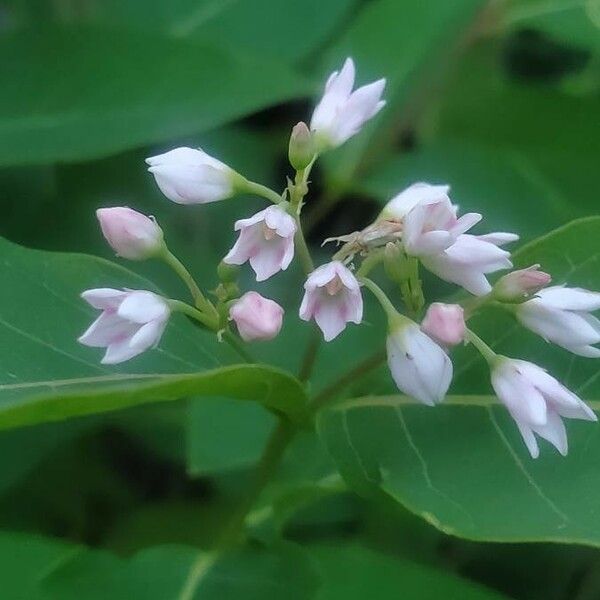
xmin=421 ymin=303 xmax=465 ymax=347
xmin=97 ymin=207 xmax=163 ymax=260
xmin=229 ymin=292 xmax=284 ymax=342
xmin=493 ymin=265 xmax=551 ymax=302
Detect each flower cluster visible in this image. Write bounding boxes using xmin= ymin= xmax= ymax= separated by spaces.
xmin=79 ymin=57 xmax=599 ymax=458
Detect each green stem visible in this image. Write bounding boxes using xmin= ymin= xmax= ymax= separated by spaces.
xmin=465 ymin=328 xmax=498 ymax=364
xmin=168 ymin=299 xmax=217 ymax=330
xmin=294 ymin=222 xmax=315 ymax=275
xmin=356 ymin=250 xmax=384 ymax=277
xmin=360 ymin=277 xmax=402 ymax=325
xmin=215 ymin=418 xmax=295 ymax=549
xmin=244 ymin=180 xmax=283 ymax=205
xmin=308 ymin=349 xmax=387 ymax=413
xmin=161 ymin=248 xmax=213 ymax=314
xmin=222 ymin=330 xmax=255 ymax=364
xmin=298 ymin=326 xmax=321 ymax=382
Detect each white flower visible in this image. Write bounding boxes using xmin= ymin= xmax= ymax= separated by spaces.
xmin=421 ymin=303 xmax=465 ymax=347
xmin=146 ymin=147 xmax=234 ymax=204
xmin=310 ymin=57 xmax=386 ymax=148
xmin=78 ymin=289 xmax=170 ymax=364
xmin=387 ymin=320 xmax=453 ymax=406
xmin=421 ymin=233 xmax=518 ymax=296
xmin=517 ymin=286 xmax=600 ymax=357
xmin=229 ymin=292 xmax=284 ymax=342
xmin=96 ymin=207 xmax=163 ymax=260
xmin=223 ymin=205 xmax=296 ymax=282
xmin=299 ymin=261 xmax=363 ymax=341
xmin=491 ymin=357 xmax=596 ymax=458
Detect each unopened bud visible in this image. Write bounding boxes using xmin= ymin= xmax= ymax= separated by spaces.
xmin=421 ymin=303 xmax=465 ymax=347
xmin=217 ymin=261 xmax=241 ymax=284
xmin=229 ymin=292 xmax=284 ymax=342
xmin=288 ymin=122 xmax=316 ymax=170
xmin=96 ymin=207 xmax=164 ymax=260
xmin=493 ymin=265 xmax=551 ymax=303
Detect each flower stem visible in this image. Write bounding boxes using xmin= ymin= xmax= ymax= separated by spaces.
xmin=360 ymin=277 xmax=401 ymax=325
xmin=294 ymin=223 xmax=315 ymax=275
xmin=298 ymin=326 xmax=321 ymax=382
xmin=168 ymin=299 xmax=218 ymax=329
xmin=243 ymin=180 xmax=283 ymax=205
xmin=221 ymin=330 xmax=255 ymax=364
xmin=161 ymin=248 xmax=214 ymax=315
xmin=215 ymin=418 xmax=295 ymax=549
xmin=465 ymin=328 xmax=498 ymax=364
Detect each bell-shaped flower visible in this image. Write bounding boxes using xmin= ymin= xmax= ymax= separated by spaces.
xmin=516 ymin=286 xmax=600 ymax=357
xmin=420 ymin=233 xmax=517 ymax=296
xmin=421 ymin=303 xmax=465 ymax=347
xmin=310 ymin=57 xmax=386 ymax=149
xmin=96 ymin=207 xmax=163 ymax=261
xmin=299 ymin=261 xmax=363 ymax=341
xmin=223 ymin=205 xmax=296 ymax=282
xmin=380 ymin=182 xmax=452 ymax=222
xmin=78 ymin=289 xmax=170 ymax=364
xmin=387 ymin=319 xmax=453 ymax=406
xmin=146 ymin=147 xmax=234 ymax=204
xmin=491 ymin=357 xmax=596 ymax=458
xmin=229 ymin=291 xmax=284 ymax=342
xmin=493 ymin=264 xmax=551 ymax=302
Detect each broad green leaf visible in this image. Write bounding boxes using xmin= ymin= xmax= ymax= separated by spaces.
xmin=318 ymin=217 xmax=600 ymax=545
xmin=312 ymin=543 xmax=507 ymax=599
xmin=317 ymin=0 xmax=485 ymax=187
xmin=358 ymin=139 xmax=572 ymax=239
xmin=436 ymin=43 xmax=600 ymax=218
xmin=0 ymin=236 xmax=309 ymax=428
xmin=0 ymin=531 xmax=318 ymax=600
xmin=0 ymin=28 xmax=310 ymax=165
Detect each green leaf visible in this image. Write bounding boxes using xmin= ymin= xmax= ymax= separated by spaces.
xmin=0 ymin=27 xmax=310 ymax=165
xmin=0 ymin=236 xmax=308 ymax=429
xmin=317 ymin=0 xmax=485 ymax=187
xmin=317 ymin=217 xmax=600 ymax=545
xmin=312 ymin=543 xmax=508 ymax=599
xmin=0 ymin=531 xmax=318 ymax=600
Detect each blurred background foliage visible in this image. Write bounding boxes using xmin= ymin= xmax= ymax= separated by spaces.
xmin=0 ymin=0 xmax=599 ymax=598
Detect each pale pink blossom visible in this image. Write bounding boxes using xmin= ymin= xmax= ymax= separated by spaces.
xmin=223 ymin=205 xmax=296 ymax=282
xmin=421 ymin=233 xmax=518 ymax=296
xmin=491 ymin=357 xmax=596 ymax=458
xmin=299 ymin=261 xmax=363 ymax=341
xmin=310 ymin=58 xmax=386 ymax=148
xmin=517 ymin=286 xmax=600 ymax=357
xmin=387 ymin=320 xmax=453 ymax=406
xmin=382 ymin=183 xmax=481 ymax=256
xmin=493 ymin=265 xmax=551 ymax=302
xmin=96 ymin=207 xmax=163 ymax=260
xmin=146 ymin=147 xmax=234 ymax=204
xmin=421 ymin=303 xmax=465 ymax=347
xmin=79 ymin=289 xmax=170 ymax=364
xmin=229 ymin=292 xmax=284 ymax=342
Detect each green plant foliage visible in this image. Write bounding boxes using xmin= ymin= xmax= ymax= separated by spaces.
xmin=317 ymin=218 xmax=600 ymax=545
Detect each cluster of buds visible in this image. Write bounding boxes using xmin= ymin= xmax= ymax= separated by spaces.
xmin=79 ymin=58 xmax=599 ymax=459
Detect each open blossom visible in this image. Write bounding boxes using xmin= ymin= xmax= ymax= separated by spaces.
xmin=96 ymin=207 xmax=163 ymax=260
xmin=421 ymin=303 xmax=465 ymax=347
xmin=146 ymin=147 xmax=234 ymax=204
xmin=516 ymin=286 xmax=600 ymax=357
xmin=299 ymin=261 xmax=363 ymax=341
xmin=223 ymin=205 xmax=296 ymax=282
xmin=491 ymin=357 xmax=596 ymax=458
xmin=421 ymin=233 xmax=518 ymax=296
xmin=380 ymin=182 xmax=481 ymax=257
xmin=387 ymin=320 xmax=452 ymax=406
xmin=79 ymin=289 xmax=170 ymax=364
xmin=493 ymin=265 xmax=551 ymax=302
xmin=229 ymin=292 xmax=284 ymax=342
xmin=310 ymin=57 xmax=386 ymax=148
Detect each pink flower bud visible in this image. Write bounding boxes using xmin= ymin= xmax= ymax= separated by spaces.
xmin=494 ymin=265 xmax=552 ymax=302
xmin=97 ymin=207 xmax=163 ymax=260
xmin=229 ymin=292 xmax=284 ymax=342
xmin=421 ymin=303 xmax=465 ymax=347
